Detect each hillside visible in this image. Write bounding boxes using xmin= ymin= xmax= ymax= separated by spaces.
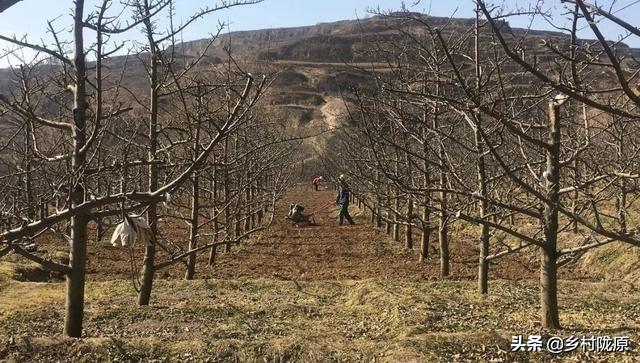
xmin=2 ymin=12 xmax=638 ymax=136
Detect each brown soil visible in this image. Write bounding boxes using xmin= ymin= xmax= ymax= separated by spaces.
xmin=99 ymin=188 xmax=539 ymax=282
xmin=205 ymin=189 xmax=538 ymax=282
xmin=26 ymin=188 xmax=595 ymax=284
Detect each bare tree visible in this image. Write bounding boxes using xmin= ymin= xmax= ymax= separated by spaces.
xmin=0 ymin=0 xmax=270 ymax=337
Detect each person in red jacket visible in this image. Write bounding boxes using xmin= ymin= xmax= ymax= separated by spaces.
xmin=311 ymin=176 xmax=323 ymax=191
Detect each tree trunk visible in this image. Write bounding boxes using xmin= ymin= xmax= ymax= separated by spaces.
xmin=405 ymin=199 xmax=413 ymax=249
xmin=540 ymin=245 xmax=560 ymax=328
xmin=540 ymin=99 xmax=562 ymax=329
xmin=475 ymin=124 xmax=490 ymax=294
xmin=64 ymin=214 xmax=88 ymax=337
xmin=223 ymin=137 xmax=231 ymax=253
xmin=64 ymin=0 xmax=88 ymax=338
xmin=420 ymin=201 xmax=430 ymax=262
xmin=393 ymin=149 xmax=401 ymax=242
xmin=185 ymin=172 xmax=199 ymax=280
xmin=138 ymin=224 xmax=156 ymax=306
xmin=209 ymin=166 xmax=219 ymax=265
xmin=251 ymin=179 xmax=257 ymax=228
xmin=95 ymin=217 xmax=104 ymax=242
xmin=433 ymin=71 xmax=449 ymax=277
xmin=420 ymin=112 xmax=431 ymax=262
xmin=617 ymin=126 xmax=627 ymax=233
xmin=138 ymin=8 xmax=159 ymax=305
xmin=437 ymin=136 xmax=449 ymax=277
xmin=438 ymin=193 xmax=449 ymax=277
xmin=245 ymin=171 xmax=252 ymax=232
xmin=474 ymin=6 xmax=490 ymax=293
xmin=393 ymin=192 xmax=401 ymax=242
xmin=385 ymin=183 xmax=392 ymax=235
xmin=374 ymin=170 xmax=382 ymax=228
xmin=186 ymin=111 xmax=203 ymax=279
xmin=370 ymin=205 xmax=375 ymax=224
xmin=23 ymin=124 xmax=35 ymax=220
xmin=617 ymin=184 xmax=627 ymax=233
xmin=572 ymin=159 xmax=579 ymax=233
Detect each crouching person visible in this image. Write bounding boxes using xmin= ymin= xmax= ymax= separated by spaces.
xmin=287 ymin=204 xmax=315 ymax=225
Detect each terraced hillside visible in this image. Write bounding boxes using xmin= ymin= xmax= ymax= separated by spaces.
xmin=2 ymin=12 xmax=638 ymax=148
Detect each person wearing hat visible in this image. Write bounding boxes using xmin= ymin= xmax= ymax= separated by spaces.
xmin=311 ymin=175 xmax=323 ymax=191
xmin=335 ymin=174 xmax=355 ymax=225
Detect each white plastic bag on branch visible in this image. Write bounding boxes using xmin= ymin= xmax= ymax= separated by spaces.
xmin=163 ymin=192 xmax=172 ymax=208
xmin=110 ymin=215 xmax=151 ymax=247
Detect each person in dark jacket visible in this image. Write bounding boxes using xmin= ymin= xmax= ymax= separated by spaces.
xmin=335 ymin=174 xmax=355 ymax=225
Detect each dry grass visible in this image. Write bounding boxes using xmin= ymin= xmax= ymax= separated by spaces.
xmin=1 ymin=278 xmax=638 ymax=362
xmin=2 ymin=191 xmax=640 ymax=361
xmin=0 ymin=281 xmax=65 ymax=316
xmin=0 ymin=261 xmax=14 ymax=283
xmin=0 ymin=259 xmax=67 ymax=315
xmin=580 ymin=243 xmax=640 ymax=285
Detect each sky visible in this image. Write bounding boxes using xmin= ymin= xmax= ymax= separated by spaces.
xmin=0 ymin=0 xmax=639 ymax=67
